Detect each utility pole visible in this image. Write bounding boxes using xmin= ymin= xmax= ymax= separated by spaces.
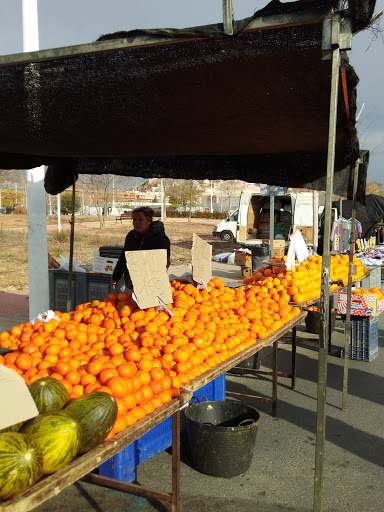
xmin=23 ymin=0 xmax=49 ymax=320
xmin=188 ymin=180 xmax=193 ymax=222
xmin=112 ymin=176 xmax=115 ymax=211
xmin=57 ymin=194 xmax=61 ymax=232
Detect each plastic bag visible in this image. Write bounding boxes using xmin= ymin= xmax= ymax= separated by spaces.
xmin=58 ymin=255 xmax=86 ymax=272
xmin=32 ymin=310 xmax=61 ymax=325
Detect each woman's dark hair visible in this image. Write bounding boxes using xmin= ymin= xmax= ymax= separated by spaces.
xmin=132 ymin=206 xmax=154 ymax=222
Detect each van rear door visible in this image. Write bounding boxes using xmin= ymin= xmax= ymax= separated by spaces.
xmin=238 ymin=191 xmax=251 ymax=243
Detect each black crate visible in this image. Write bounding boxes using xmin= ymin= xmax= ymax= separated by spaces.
xmin=49 ymin=270 xmax=113 ymax=312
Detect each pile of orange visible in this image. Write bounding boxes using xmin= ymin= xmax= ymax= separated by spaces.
xmin=0 ymin=277 xmax=300 ymax=439
xmin=352 ymin=287 xmax=384 ymax=300
xmin=242 ymin=254 xmax=368 ymax=303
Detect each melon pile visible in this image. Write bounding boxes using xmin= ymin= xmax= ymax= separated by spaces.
xmin=0 ymin=378 xmax=117 ymax=501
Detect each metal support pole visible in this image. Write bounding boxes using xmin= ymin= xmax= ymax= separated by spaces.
xmin=222 ymin=0 xmax=234 ymax=35
xmin=269 ymin=191 xmax=275 ymax=260
xmin=66 ymin=178 xmax=76 ymax=313
xmin=313 ymin=191 xmax=319 ymax=253
xmin=171 ymin=409 xmax=181 ymax=512
xmin=342 ymin=159 xmax=360 ymax=410
xmin=23 ymin=0 xmax=50 ymax=320
xmin=272 ymin=340 xmax=278 ymax=417
xmin=314 ymin=43 xmax=341 ymax=512
xmin=291 ymin=326 xmax=297 ymax=390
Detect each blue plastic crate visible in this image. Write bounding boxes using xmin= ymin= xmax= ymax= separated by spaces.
xmin=98 ymin=373 xmax=226 ymax=482
xmin=348 ymin=316 xmax=379 ymax=362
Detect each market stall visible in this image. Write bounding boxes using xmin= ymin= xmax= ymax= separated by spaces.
xmin=0 ymin=1 xmax=379 ymax=511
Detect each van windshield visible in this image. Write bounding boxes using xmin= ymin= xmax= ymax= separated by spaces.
xmin=228 ymin=210 xmax=238 ymax=222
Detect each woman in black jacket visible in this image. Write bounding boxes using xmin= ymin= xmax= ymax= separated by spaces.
xmin=112 ymin=206 xmax=171 ymax=290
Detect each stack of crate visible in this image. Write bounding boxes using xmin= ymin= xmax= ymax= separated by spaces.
xmin=234 ymin=250 xmax=252 ymax=278
xmin=338 ymin=290 xmax=382 ymax=362
xmin=348 ymin=316 xmax=379 ymax=361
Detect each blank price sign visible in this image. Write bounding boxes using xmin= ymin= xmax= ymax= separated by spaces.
xmin=125 ymin=249 xmax=173 ymax=310
xmin=192 ymin=233 xmax=212 ymax=285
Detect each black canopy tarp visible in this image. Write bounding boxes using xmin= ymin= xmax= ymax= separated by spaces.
xmin=333 ymin=194 xmax=384 ymax=238
xmin=0 ymin=0 xmax=375 ymax=197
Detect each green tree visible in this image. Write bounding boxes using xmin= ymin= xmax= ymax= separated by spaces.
xmin=60 ymin=192 xmax=81 ymax=214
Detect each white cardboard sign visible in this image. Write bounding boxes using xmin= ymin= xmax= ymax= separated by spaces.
xmin=192 ymin=233 xmax=212 ymax=285
xmin=0 ymin=366 xmax=39 ymax=430
xmin=125 ymin=249 xmax=173 ymax=310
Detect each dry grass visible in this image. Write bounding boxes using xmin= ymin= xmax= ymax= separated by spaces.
xmin=0 ymin=215 xmax=241 ymax=290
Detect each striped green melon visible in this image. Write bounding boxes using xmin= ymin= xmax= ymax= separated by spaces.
xmin=0 ymin=432 xmax=43 ymax=500
xmin=65 ymin=392 xmax=118 ymax=454
xmin=0 ymin=422 xmax=24 ymax=434
xmin=28 ymin=377 xmax=70 ymax=413
xmin=20 ymin=410 xmax=81 ymax=475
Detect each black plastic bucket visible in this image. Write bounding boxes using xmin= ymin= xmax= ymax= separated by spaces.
xmin=184 ymin=398 xmax=260 ymax=477
xmin=246 ymin=244 xmax=269 ymax=273
xmin=305 ymin=309 xmax=337 ymax=335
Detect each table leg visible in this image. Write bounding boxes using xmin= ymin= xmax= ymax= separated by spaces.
xmin=328 ymin=317 xmax=333 ymax=354
xmin=171 ymin=409 xmax=181 ymax=512
xmin=272 ymin=341 xmax=278 ymax=417
xmin=291 ymin=326 xmax=297 ymax=390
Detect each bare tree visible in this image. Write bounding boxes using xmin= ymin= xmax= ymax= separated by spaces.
xmin=167 ymin=179 xmax=202 ymax=209
xmin=78 ymin=174 xmax=114 ymax=227
xmin=366 ymin=180 xmax=384 ymax=196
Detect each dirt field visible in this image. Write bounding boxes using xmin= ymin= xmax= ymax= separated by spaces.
xmin=0 ymin=215 xmax=241 ymax=290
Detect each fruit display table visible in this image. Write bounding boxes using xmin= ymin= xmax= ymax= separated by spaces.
xmin=0 ymin=393 xmax=192 ymax=512
xmin=0 ymin=313 xmax=306 ymax=512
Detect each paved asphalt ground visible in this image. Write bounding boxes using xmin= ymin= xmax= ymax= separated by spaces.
xmin=0 ymin=263 xmax=383 ymax=512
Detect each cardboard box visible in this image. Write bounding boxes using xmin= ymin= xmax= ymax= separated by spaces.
xmin=241 ymin=266 xmax=252 ymax=278
xmin=234 ymin=251 xmax=252 ymax=267
xmin=92 ymin=252 xmax=118 ymax=274
xmin=261 ymin=240 xmax=285 ymax=258
xmin=296 ymin=226 xmax=313 ymax=244
xmin=0 ymin=366 xmax=39 ymax=430
xmin=338 ymin=291 xmax=384 ymax=317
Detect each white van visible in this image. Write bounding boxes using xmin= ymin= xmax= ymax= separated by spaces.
xmin=213 ymin=190 xmax=316 ymax=245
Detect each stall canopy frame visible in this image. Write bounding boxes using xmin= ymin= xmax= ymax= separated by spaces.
xmin=0 ymin=0 xmax=376 ymax=201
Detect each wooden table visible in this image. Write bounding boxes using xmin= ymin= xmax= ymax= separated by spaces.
xmin=0 ymin=393 xmax=192 ymax=512
xmin=0 ymin=313 xmax=306 ymax=512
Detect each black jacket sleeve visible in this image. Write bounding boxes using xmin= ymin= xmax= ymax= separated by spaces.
xmin=155 ymin=234 xmax=171 ymax=268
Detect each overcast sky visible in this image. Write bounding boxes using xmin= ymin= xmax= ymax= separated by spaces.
xmin=1 ymin=0 xmax=383 ymax=183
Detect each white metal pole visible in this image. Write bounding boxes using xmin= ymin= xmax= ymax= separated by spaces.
xmin=23 ymin=0 xmax=49 ymax=320
xmin=57 ymin=194 xmax=61 ymax=232
xmin=210 ymin=180 xmax=213 ymax=213
xmin=313 ymin=191 xmax=319 ymax=253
